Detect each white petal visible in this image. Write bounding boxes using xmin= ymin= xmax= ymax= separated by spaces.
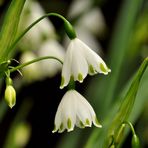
xmin=73 ymin=90 xmax=92 ymax=127
xmin=71 ymin=40 xmax=88 ymax=82
xmin=68 ymin=0 xmax=91 ymax=19
xmin=76 ymin=38 xmax=110 ymax=75
xmin=76 ymin=8 xmax=106 ymax=35
xmin=52 ymin=103 xmax=62 ymax=133
xmin=53 ymin=90 xmax=102 ymax=133
xmin=74 ymin=26 xmax=102 ymax=53
xmin=61 ymin=91 xmax=76 ymax=131
xmin=60 ymin=43 xmax=73 ymax=89
xmin=74 ymin=90 xmax=102 ymax=128
xmin=37 ymin=39 xmax=65 ymax=77
xmin=20 ymin=51 xmax=41 ymax=82
xmin=92 ymin=116 xmax=102 ymax=128
xmin=20 ymin=1 xmax=56 ymax=50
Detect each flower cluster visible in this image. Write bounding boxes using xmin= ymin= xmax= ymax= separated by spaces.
xmin=53 ymin=36 xmax=111 ymax=133
xmin=2 ymin=2 xmax=111 ymax=133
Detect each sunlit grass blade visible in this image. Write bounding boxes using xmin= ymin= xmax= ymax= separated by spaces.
xmin=0 ymin=0 xmax=26 ymax=62
xmin=85 ymin=58 xmax=148 ymax=147
xmin=103 ymin=57 xmax=148 ymax=147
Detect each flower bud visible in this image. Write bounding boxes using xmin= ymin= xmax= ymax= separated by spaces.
xmin=4 ymin=85 xmax=16 ymax=108
xmin=132 ymin=134 xmax=140 ymax=148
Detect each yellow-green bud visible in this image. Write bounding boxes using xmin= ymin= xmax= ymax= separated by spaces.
xmin=132 ymin=134 xmax=140 ymax=148
xmin=5 ymin=85 xmax=16 ymax=108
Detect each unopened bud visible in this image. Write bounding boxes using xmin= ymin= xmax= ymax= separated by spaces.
xmin=132 ymin=134 xmax=140 ymax=148
xmin=4 ymin=85 xmax=16 ymax=108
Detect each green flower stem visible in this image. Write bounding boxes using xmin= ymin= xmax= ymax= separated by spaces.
xmin=10 ymin=56 xmax=63 ymax=73
xmin=123 ymin=121 xmax=136 ymax=136
xmin=8 ymin=13 xmax=76 ymax=54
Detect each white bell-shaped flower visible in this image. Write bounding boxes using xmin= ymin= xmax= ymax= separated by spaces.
xmin=60 ymin=38 xmax=111 ymax=89
xmin=76 ymin=8 xmax=106 ymax=36
xmin=37 ymin=39 xmax=65 ymax=77
xmin=20 ymin=51 xmax=41 ymax=82
xmin=19 ymin=0 xmax=56 ymax=50
xmin=52 ymin=90 xmax=102 ymax=133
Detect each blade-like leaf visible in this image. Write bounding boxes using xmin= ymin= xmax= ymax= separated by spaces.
xmin=0 ymin=0 xmax=26 ymax=62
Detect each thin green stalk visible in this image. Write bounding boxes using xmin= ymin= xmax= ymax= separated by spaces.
xmin=10 ymin=56 xmax=63 ymax=73
xmin=123 ymin=121 xmax=136 ymax=136
xmin=8 ymin=13 xmax=75 ymax=55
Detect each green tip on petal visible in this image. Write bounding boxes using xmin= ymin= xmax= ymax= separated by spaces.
xmin=70 ymin=75 xmax=74 ymax=81
xmin=79 ymin=121 xmax=85 ymax=128
xmin=100 ymin=63 xmax=108 ymax=73
xmin=94 ymin=116 xmax=102 ymax=128
xmin=60 ymin=123 xmax=64 ymax=131
xmin=78 ymin=73 xmax=83 ymax=82
xmin=85 ymin=119 xmax=91 ymax=127
xmin=52 ymin=124 xmax=57 ymax=133
xmin=89 ymin=65 xmax=95 ymax=74
xmin=58 ymin=123 xmax=64 ymax=133
xmin=60 ymin=76 xmax=65 ymax=89
xmin=67 ymin=118 xmax=72 ymax=131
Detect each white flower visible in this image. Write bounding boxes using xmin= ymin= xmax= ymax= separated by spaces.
xmin=76 ymin=8 xmax=106 ymax=36
xmin=19 ymin=0 xmax=56 ymax=50
xmin=68 ymin=0 xmax=91 ymax=19
xmin=52 ymin=90 xmax=102 ymax=133
xmin=20 ymin=51 xmax=41 ymax=82
xmin=64 ymin=26 xmax=102 ymax=53
xmin=60 ymin=38 xmax=111 ymax=89
xmin=37 ymin=39 xmax=65 ymax=77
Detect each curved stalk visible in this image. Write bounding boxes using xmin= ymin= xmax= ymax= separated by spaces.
xmin=10 ymin=56 xmax=63 ymax=73
xmin=8 ymin=13 xmax=76 ymax=54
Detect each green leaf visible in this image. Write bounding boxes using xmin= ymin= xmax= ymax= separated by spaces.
xmin=85 ymin=58 xmax=148 ymax=148
xmin=0 ymin=0 xmax=26 ymax=62
xmin=104 ymin=57 xmax=148 ymax=147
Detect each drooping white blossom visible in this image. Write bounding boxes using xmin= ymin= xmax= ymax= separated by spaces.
xmin=53 ymin=90 xmax=102 ymax=133
xmin=75 ymin=8 xmax=106 ymax=36
xmin=60 ymin=38 xmax=111 ymax=89
xmin=37 ymin=39 xmax=65 ymax=77
xmin=20 ymin=51 xmax=41 ymax=82
xmin=19 ymin=0 xmax=56 ymax=50
xmin=68 ymin=0 xmax=91 ymax=19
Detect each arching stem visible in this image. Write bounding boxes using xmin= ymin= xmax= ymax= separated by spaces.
xmin=9 ymin=56 xmax=63 ymax=73
xmin=8 ymin=13 xmax=76 ymax=54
